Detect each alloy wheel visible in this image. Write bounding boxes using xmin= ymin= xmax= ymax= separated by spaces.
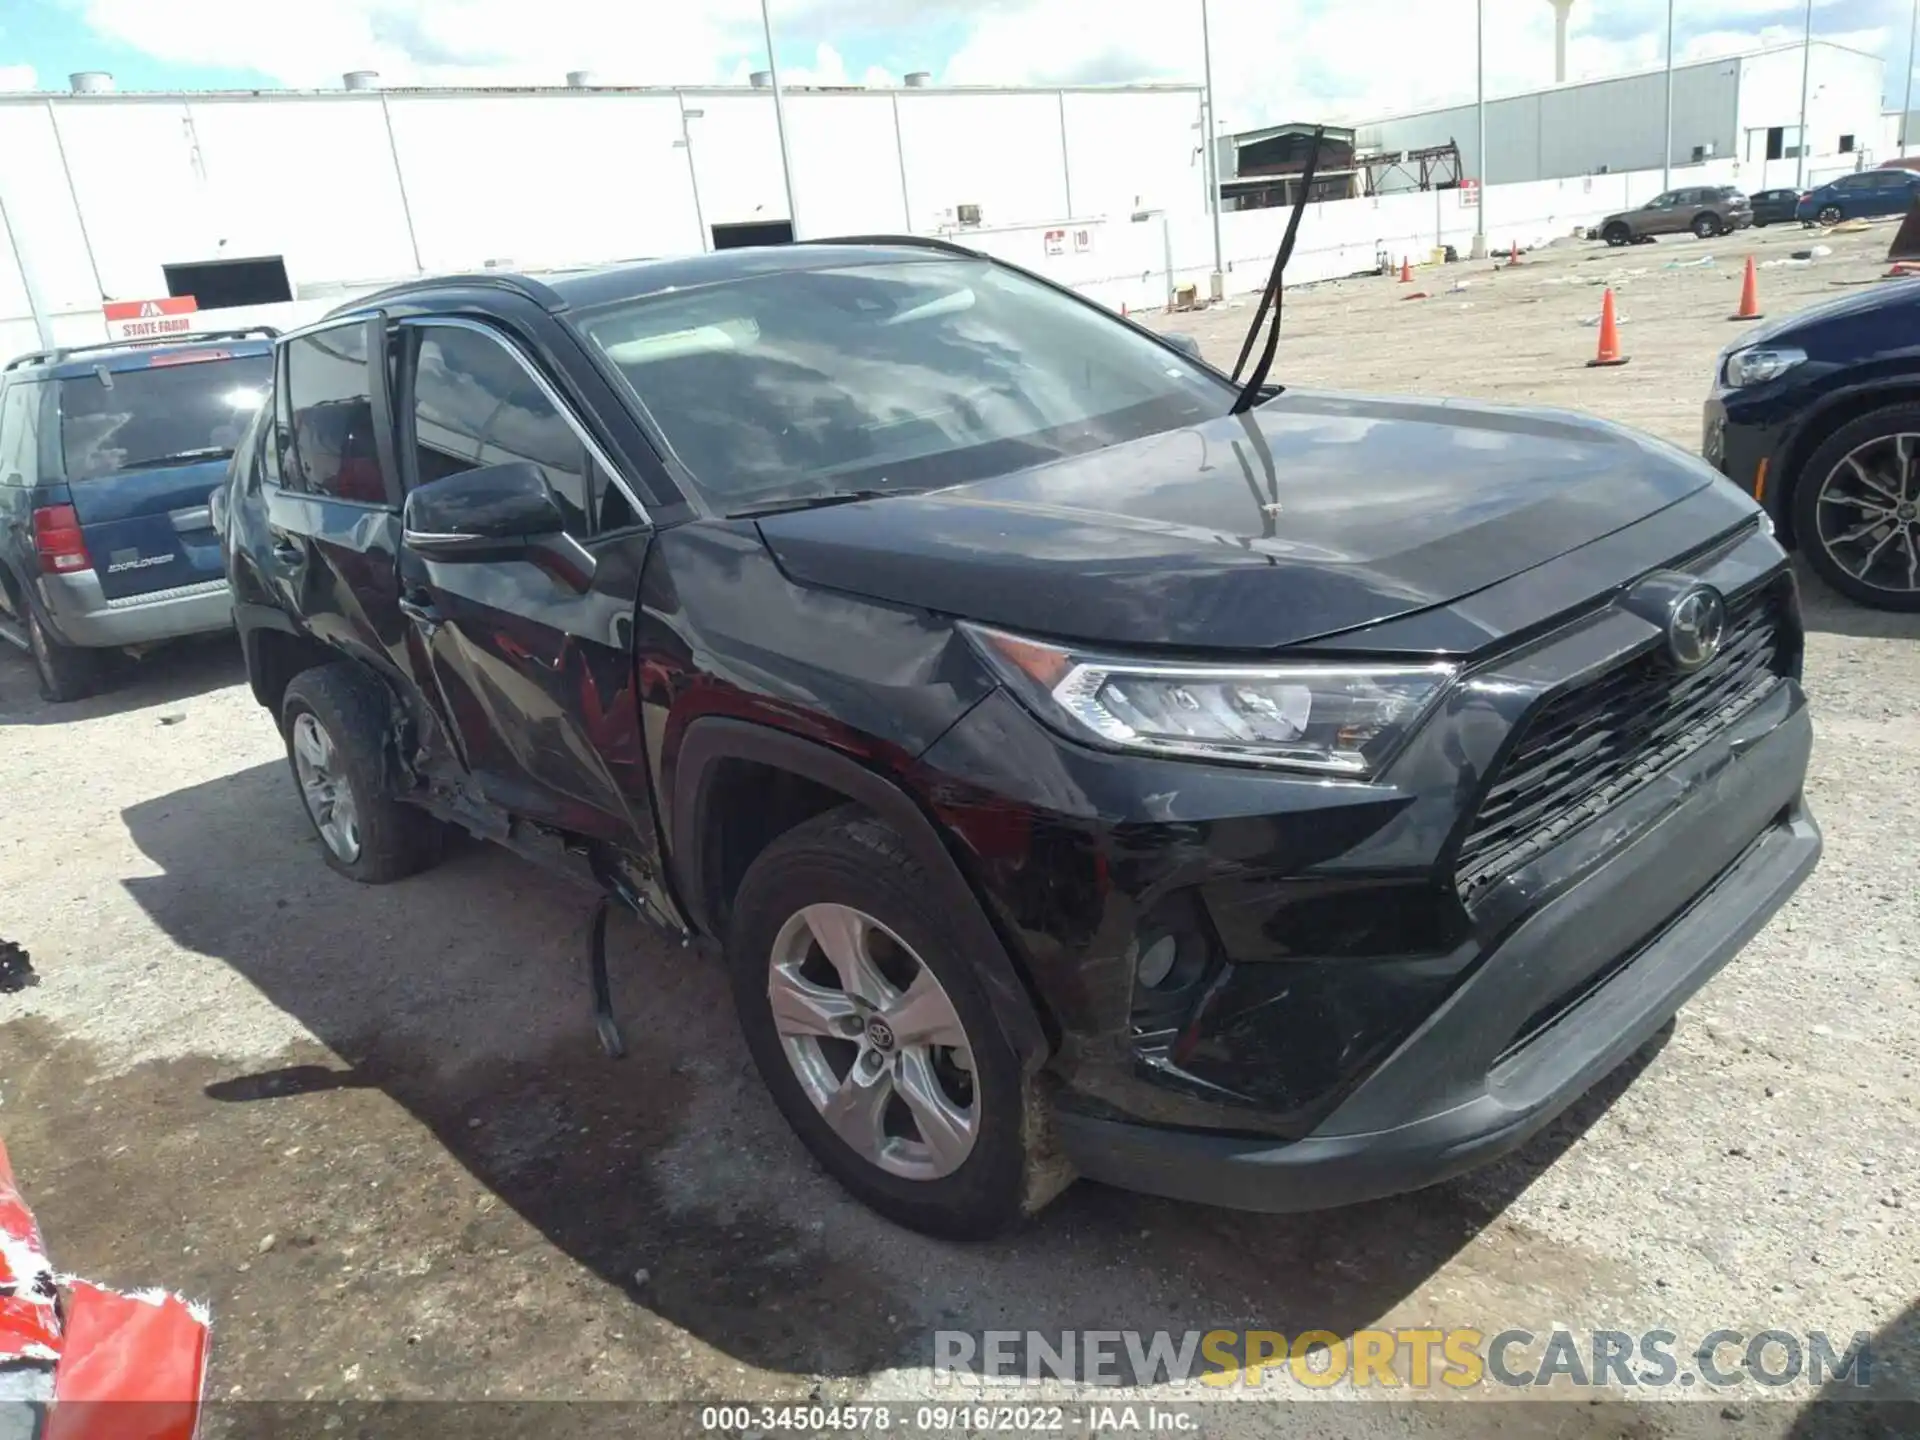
xmin=1814 ymin=432 xmax=1920 ymax=597
xmin=767 ymin=902 xmax=979 ymax=1181
xmin=1817 ymin=206 xmax=1842 ymax=226
xmin=291 ymin=711 xmax=363 ymax=862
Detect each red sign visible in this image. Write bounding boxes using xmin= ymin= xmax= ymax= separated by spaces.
xmin=103 ymin=296 xmax=199 ymax=342
xmin=1459 ymin=179 xmax=1481 ymax=208
xmin=1044 ymin=229 xmax=1066 ymax=257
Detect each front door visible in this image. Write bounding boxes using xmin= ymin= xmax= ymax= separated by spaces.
xmin=392 ymin=317 xmax=660 ymax=863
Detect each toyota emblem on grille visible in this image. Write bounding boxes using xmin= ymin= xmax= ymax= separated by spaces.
xmin=1666 ymin=586 xmax=1727 ymax=672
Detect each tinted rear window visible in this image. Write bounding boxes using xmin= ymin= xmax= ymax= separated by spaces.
xmin=58 ymin=353 xmax=271 ymax=481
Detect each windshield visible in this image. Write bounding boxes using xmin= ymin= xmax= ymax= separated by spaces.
xmin=577 ymin=258 xmax=1234 ymax=512
xmin=59 ymin=353 xmax=272 ymax=481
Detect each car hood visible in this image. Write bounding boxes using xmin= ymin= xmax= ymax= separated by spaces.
xmin=755 ymin=389 xmax=1723 ymax=652
xmin=1736 ymin=276 xmax=1920 ymax=348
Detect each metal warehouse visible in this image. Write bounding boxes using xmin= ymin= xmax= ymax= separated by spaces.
xmin=1356 ymin=41 xmax=1885 ymax=191
xmin=0 ymin=73 xmax=1204 ymax=356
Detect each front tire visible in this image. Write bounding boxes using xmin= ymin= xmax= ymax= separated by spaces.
xmin=280 ymin=663 xmax=444 ymax=882
xmin=27 ymin=610 xmax=98 ymax=703
xmin=727 ymin=806 xmax=1052 ymax=1238
xmin=1791 ymin=403 xmax=1920 ymax=612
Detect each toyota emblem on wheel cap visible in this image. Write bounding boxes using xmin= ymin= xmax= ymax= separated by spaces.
xmin=1666 ymin=586 xmax=1727 ymax=672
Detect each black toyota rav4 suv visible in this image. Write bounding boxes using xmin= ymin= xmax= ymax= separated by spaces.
xmin=224 ymin=239 xmax=1820 ymax=1238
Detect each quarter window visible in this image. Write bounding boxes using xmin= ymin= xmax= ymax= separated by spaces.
xmin=408 ymin=325 xmax=633 ymax=535
xmin=279 ymin=324 xmax=387 ymax=504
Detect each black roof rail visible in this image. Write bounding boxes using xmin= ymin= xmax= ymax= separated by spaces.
xmin=801 ymin=233 xmax=986 ymax=259
xmin=4 ymin=326 xmax=281 ymax=372
xmin=325 ymin=271 xmax=569 ymax=320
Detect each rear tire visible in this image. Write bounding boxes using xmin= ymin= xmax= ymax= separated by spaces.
xmin=1791 ymin=403 xmax=1920 ymax=613
xmin=726 ymin=805 xmax=1054 ymax=1239
xmin=27 ymin=610 xmax=98 ymax=704
xmin=280 ymin=663 xmax=444 ymax=883
xmin=1692 ymin=213 xmax=1722 ymax=239
xmin=1816 ymin=205 xmax=1843 ymax=227
xmin=1603 ymin=223 xmax=1632 ymax=247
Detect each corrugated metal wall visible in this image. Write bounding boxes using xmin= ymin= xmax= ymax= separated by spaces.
xmin=0 ymin=83 xmax=1205 ymax=352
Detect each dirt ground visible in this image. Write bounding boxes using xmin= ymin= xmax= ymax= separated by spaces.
xmin=3 ymin=218 xmax=1917 ymax=1438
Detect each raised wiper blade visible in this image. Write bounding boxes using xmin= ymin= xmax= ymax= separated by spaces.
xmin=728 ymin=489 xmax=905 ymax=520
xmin=1228 ymin=124 xmax=1328 ymax=417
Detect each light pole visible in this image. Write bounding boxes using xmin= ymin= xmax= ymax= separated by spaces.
xmin=1904 ymin=0 xmax=1918 ymax=157
xmin=1795 ymin=0 xmax=1813 ymax=189
xmin=1473 ymin=0 xmax=1487 ymax=258
xmin=675 ymin=98 xmax=709 ymax=252
xmin=760 ymin=0 xmax=801 ymax=239
xmin=1662 ymin=0 xmax=1675 ymax=191
xmin=1201 ymin=0 xmax=1224 ymax=301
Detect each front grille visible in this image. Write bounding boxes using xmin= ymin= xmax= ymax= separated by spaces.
xmin=1454 ymin=585 xmax=1787 ymax=906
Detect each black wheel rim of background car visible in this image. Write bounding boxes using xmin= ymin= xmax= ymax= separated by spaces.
xmin=1815 ymin=433 xmax=1920 ymax=595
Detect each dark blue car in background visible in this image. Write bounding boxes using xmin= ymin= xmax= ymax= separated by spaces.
xmin=1797 ymin=168 xmax=1920 ymax=226
xmin=0 ymin=330 xmax=274 ymax=700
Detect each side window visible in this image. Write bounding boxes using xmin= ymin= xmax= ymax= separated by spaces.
xmin=0 ymin=381 xmax=41 ymax=485
xmin=409 ymin=325 xmax=635 ymax=536
xmin=280 ymin=323 xmax=386 ymax=504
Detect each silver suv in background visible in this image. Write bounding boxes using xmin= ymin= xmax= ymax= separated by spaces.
xmin=1597 ymin=186 xmax=1754 ymax=245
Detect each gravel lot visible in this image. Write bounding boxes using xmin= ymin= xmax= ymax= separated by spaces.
xmin=1 ymin=218 xmax=1915 ymax=1438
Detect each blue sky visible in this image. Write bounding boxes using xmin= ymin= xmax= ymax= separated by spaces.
xmin=0 ymin=0 xmax=1910 ymax=125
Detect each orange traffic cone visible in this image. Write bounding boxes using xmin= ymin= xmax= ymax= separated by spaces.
xmin=1730 ymin=257 xmax=1763 ymax=321
xmin=1587 ymin=289 xmax=1629 ymax=368
xmin=1399 ymin=257 xmax=1414 ymax=283
xmin=1509 ymin=240 xmax=1523 ymax=266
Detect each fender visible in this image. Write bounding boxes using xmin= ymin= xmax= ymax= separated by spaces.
xmin=670 ymin=715 xmax=1051 ymax=1067
xmin=1776 ymin=373 xmax=1920 ymax=505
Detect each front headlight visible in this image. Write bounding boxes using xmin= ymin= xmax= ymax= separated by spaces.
xmin=1724 ymin=346 xmax=1807 ymax=388
xmin=963 ymin=624 xmax=1456 ymax=777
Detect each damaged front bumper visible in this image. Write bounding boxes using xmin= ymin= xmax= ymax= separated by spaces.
xmin=919 ymin=537 xmax=1818 ymax=1212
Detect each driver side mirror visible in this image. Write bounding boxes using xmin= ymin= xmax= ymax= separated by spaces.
xmin=1162 ymin=332 xmax=1203 ymax=361
xmin=403 ymin=461 xmax=565 ymax=562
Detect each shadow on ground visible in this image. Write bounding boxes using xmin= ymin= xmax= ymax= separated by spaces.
xmin=0 ymin=632 xmax=248 ymax=726
xmin=110 ymin=761 xmax=1660 ymax=1388
xmin=1794 ymin=558 xmax=1920 ymax=642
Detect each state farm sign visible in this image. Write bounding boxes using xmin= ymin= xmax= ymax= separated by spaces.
xmin=103 ymin=297 xmax=199 ymax=342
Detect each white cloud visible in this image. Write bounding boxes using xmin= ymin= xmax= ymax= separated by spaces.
xmin=0 ymin=63 xmax=35 ymax=92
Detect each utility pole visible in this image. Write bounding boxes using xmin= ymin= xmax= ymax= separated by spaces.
xmin=760 ymin=0 xmax=802 ymax=240
xmin=1796 ymin=0 xmax=1813 ymax=189
xmin=1904 ymin=0 xmax=1918 ymax=157
xmin=1473 ymin=0 xmax=1488 ymax=258
xmin=1662 ymin=0 xmax=1675 ymax=191
xmin=1201 ymin=0 xmax=1225 ymax=301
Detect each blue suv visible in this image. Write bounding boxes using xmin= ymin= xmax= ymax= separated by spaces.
xmin=0 ymin=329 xmax=273 ymax=700
xmin=1797 ymin=168 xmax=1920 ymax=226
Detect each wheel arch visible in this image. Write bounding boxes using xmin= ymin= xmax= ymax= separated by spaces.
xmin=670 ymin=716 xmax=1052 ymax=1066
xmin=236 ymin=602 xmax=339 ymax=723
xmin=1773 ymin=383 xmax=1920 ymax=550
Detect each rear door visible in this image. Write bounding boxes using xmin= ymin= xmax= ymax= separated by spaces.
xmin=55 ymin=349 xmax=270 ymax=600
xmin=255 ymin=317 xmax=417 ymax=689
xmin=393 ymin=316 xmax=658 ymax=851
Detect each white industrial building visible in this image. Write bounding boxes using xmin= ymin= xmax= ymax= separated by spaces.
xmin=0 ymin=73 xmax=1204 ymax=357
xmin=1357 ymin=41 xmax=1885 ymax=191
